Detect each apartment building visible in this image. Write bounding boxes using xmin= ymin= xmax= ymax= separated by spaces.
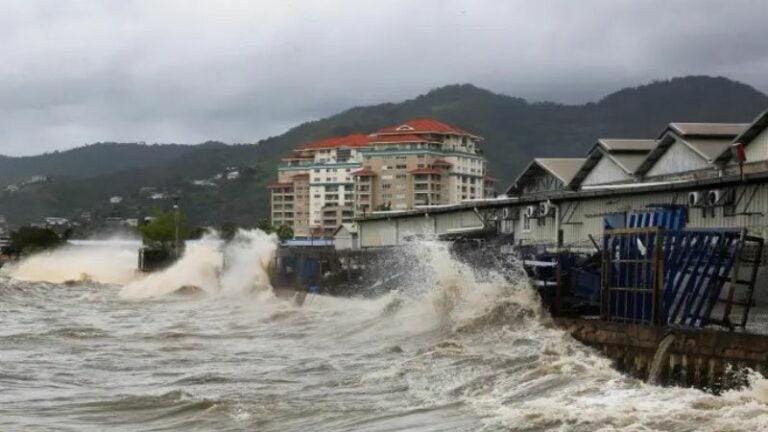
xmin=354 ymin=119 xmax=493 ymax=214
xmin=269 ymin=119 xmax=493 ymax=237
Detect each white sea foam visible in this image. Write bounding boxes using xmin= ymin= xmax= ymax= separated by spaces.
xmin=5 ymin=238 xmax=140 ymax=285
xmin=119 ymin=229 xmax=277 ymax=299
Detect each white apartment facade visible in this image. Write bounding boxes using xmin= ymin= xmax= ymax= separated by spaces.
xmin=270 ymin=119 xmax=494 ymax=237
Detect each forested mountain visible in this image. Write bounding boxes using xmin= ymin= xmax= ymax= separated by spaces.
xmin=1 ymin=76 xmax=766 ymax=227
xmin=0 ymin=142 xmax=195 ymax=185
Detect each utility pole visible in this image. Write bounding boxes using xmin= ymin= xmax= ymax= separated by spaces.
xmin=172 ymin=195 xmax=180 ymax=258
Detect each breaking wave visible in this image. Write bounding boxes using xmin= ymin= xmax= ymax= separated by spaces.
xmin=5 ymin=238 xmax=140 ymax=285
xmin=119 ymin=229 xmax=277 ymax=298
xmin=3 ymin=235 xmax=768 ymax=431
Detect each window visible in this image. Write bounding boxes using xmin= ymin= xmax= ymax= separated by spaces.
xmin=395 ymin=164 xmax=407 ymax=169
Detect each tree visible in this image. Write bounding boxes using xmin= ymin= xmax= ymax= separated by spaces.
xmin=139 ymin=207 xmax=189 ymax=245
xmin=275 ymin=224 xmax=294 ymax=241
xmin=256 ymin=219 xmax=274 ymax=233
xmin=10 ymin=226 xmax=62 ymax=255
xmin=219 ymin=222 xmax=237 ymax=241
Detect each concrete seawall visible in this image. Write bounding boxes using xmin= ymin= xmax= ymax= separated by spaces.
xmin=556 ymin=317 xmax=768 ymax=392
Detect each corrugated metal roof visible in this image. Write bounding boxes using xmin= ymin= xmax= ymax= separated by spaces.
xmin=534 ymin=158 xmax=587 ymax=184
xmin=723 ymin=109 xmax=768 ymax=160
xmin=668 ymin=122 xmax=748 ymax=137
xmin=682 ymin=137 xmax=734 ymax=162
xmin=637 ymin=123 xmax=748 ymax=175
xmin=610 ymin=152 xmax=648 ymax=173
xmin=509 ymin=158 xmax=587 ymax=194
xmin=597 ymin=139 xmax=657 ymax=152
xmin=568 ymin=139 xmax=654 ymax=188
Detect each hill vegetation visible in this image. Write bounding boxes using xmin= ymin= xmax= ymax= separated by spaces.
xmin=0 ymin=76 xmax=766 ymax=227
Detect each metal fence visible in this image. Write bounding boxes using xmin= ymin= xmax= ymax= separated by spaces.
xmin=601 ymin=227 xmax=763 ymax=329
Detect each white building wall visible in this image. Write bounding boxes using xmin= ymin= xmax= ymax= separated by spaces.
xmin=359 ymin=219 xmax=398 ymax=247
xmin=309 ymin=163 xmax=359 ymax=225
xmin=646 ymin=140 xmax=708 ymax=177
xmin=745 ymin=129 xmax=768 ymax=163
xmin=582 ymin=156 xmax=632 ymax=185
xmin=511 ymin=184 xmax=768 ymax=249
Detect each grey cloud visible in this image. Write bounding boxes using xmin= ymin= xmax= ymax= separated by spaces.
xmin=1 ymin=0 xmax=767 ymax=155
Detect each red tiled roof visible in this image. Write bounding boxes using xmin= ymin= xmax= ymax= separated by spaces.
xmin=431 ymin=159 xmax=453 ymax=167
xmin=369 ymin=134 xmax=428 ymax=143
xmin=351 ymin=169 xmax=376 ymax=177
xmin=298 ymin=133 xmax=372 ymax=150
xmin=409 ymin=168 xmax=442 ymax=175
xmin=374 ymin=118 xmax=478 ymax=138
xmin=267 ymin=182 xmax=293 ymax=189
xmin=291 ymin=173 xmax=310 ymax=179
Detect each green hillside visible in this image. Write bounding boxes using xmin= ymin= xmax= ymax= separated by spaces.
xmin=0 ymin=142 xmax=195 ymax=186
xmin=1 ymin=76 xmax=766 ymax=227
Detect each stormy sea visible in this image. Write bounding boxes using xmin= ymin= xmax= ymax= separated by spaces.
xmin=2 ymin=230 xmax=768 ymax=431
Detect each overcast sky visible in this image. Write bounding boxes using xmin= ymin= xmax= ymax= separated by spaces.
xmin=1 ymin=0 xmax=767 ymax=155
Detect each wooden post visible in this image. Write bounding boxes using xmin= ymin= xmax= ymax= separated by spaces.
xmin=601 ymin=231 xmax=611 ymax=320
xmin=653 ymin=227 xmax=665 ymax=326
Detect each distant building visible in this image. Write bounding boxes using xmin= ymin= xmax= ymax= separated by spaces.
xmin=139 ymin=186 xmax=157 ymax=196
xmin=23 ymin=175 xmax=49 ymax=185
xmin=109 ymin=196 xmax=123 ymax=204
xmin=268 ymin=119 xmax=493 ymax=238
xmin=105 ymin=217 xmax=124 ymax=226
xmin=44 ymin=217 xmax=70 ymax=228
